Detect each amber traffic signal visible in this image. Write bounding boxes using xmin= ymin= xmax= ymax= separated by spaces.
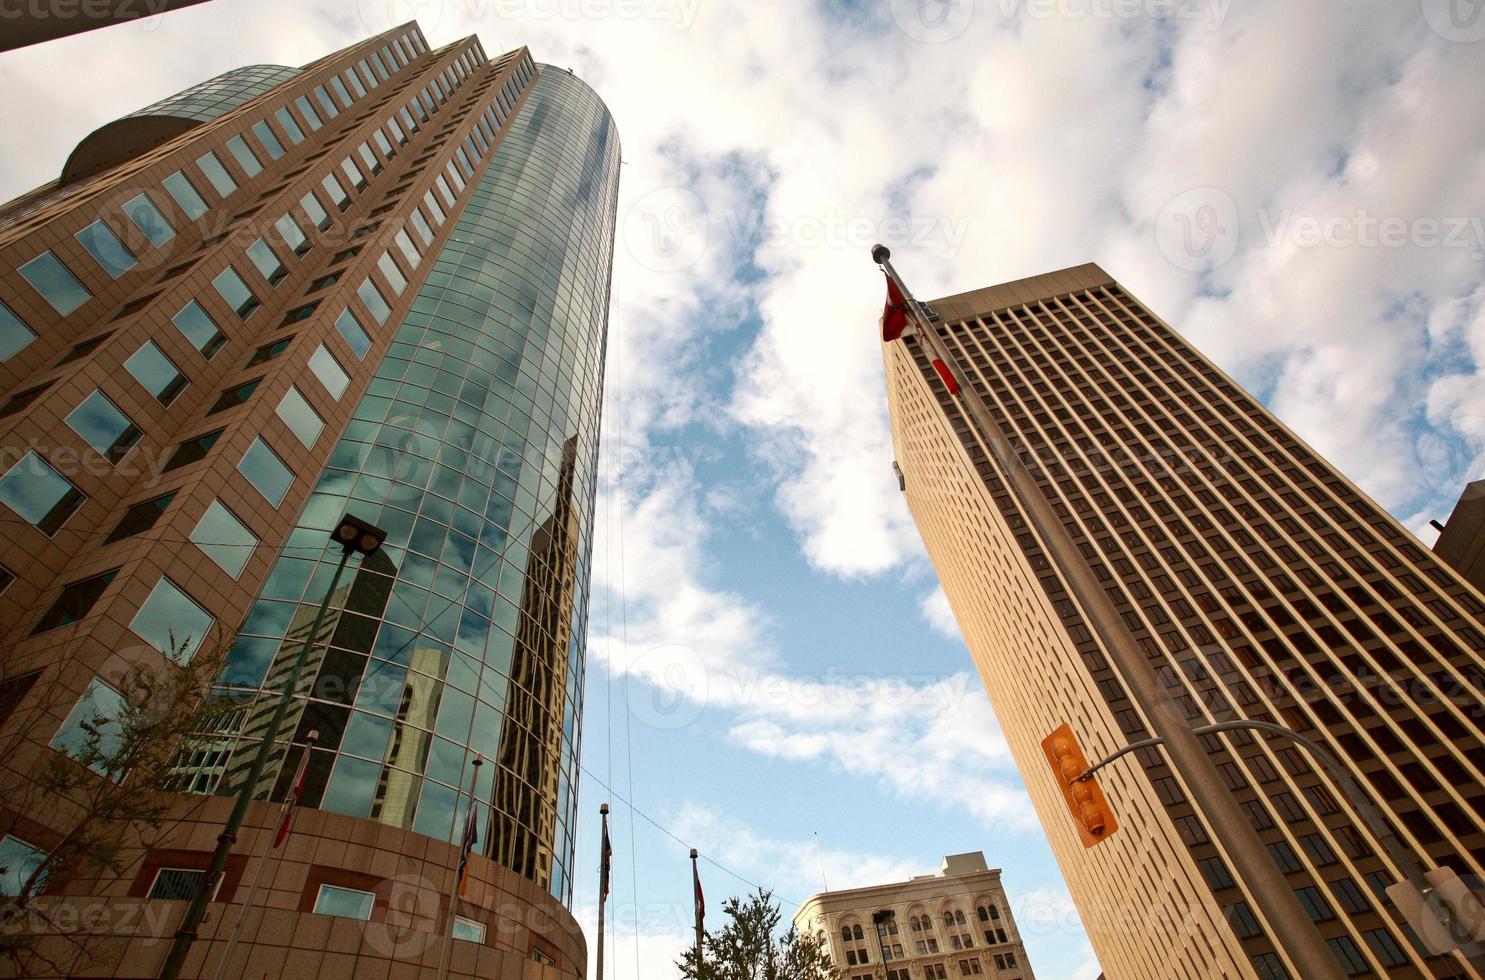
xmin=1041 ymin=724 xmax=1119 ymax=848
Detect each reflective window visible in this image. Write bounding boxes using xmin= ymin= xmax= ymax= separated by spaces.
xmin=251 ymin=119 xmax=285 ymax=160
xmin=357 ymin=278 xmax=391 ymax=324
xmin=162 ymin=430 xmax=221 ymax=471
xmin=343 ymin=68 xmax=366 ymax=98
xmin=276 ymin=386 xmax=324 ymax=447
xmin=314 ymin=84 xmax=339 ymax=119
xmin=330 ymin=76 xmax=352 ymax=107
xmin=120 ymin=193 xmax=175 ymax=246
xmin=300 ymin=191 xmax=331 ymax=231
xmin=373 ymin=129 xmax=394 ymax=159
xmin=31 ymin=569 xmax=117 ymax=634
xmin=386 ymin=116 xmax=406 ymax=145
xmin=275 ymin=213 xmax=309 ymax=256
xmin=104 ymin=492 xmax=175 ymax=543
xmin=51 ymin=677 xmax=125 ymax=770
xmin=436 ymin=175 xmax=455 ymax=208
xmin=394 ymin=229 xmax=420 ymax=269
xmin=370 ymin=50 xmax=389 ymax=79
xmin=0 ymin=302 xmax=36 ymax=361
xmin=321 ymin=172 xmax=349 ymax=211
xmin=247 ymin=337 xmax=292 ymax=366
xmin=335 ymin=308 xmax=371 ymax=359
xmin=162 ymin=170 xmax=209 ymax=220
xmin=191 ymin=500 xmax=257 ymax=578
xmin=309 ymin=345 xmax=350 ymax=399
xmin=19 ymin=251 xmax=90 ymax=316
xmin=452 ymin=917 xmax=484 ymax=943
xmin=225 ymin=135 xmax=262 ymax=177
xmin=246 ymin=239 xmax=286 ymax=286
xmin=172 ymin=300 xmax=226 ymax=357
xmin=0 ymin=836 xmax=46 ymax=897
xmin=294 ymin=95 xmax=323 ymax=131
xmin=273 ymin=106 xmax=305 ymax=144
xmin=341 ymin=158 xmax=366 ymax=191
xmin=65 ymin=390 xmax=141 ymax=462
xmin=130 ymin=577 xmax=213 ymax=664
xmin=0 ymin=452 xmax=85 ymax=535
xmin=238 ymin=438 xmax=293 ymax=505
xmin=410 ymin=209 xmax=434 ymax=247
xmin=313 ymin=884 xmax=373 ymax=920
xmin=196 ymin=151 xmax=237 ymax=197
xmin=125 ymin=342 xmax=186 ymax=404
xmin=213 ymin=266 xmax=260 ymax=319
xmin=377 ymin=253 xmax=407 ymax=295
xmin=358 ymin=142 xmax=381 ymax=175
xmin=423 ymin=190 xmax=445 ymax=224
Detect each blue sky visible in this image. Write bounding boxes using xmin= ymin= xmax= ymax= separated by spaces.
xmin=3 ymin=2 xmax=1484 ymax=978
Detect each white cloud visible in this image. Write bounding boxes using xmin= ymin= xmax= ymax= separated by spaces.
xmin=919 ymin=585 xmax=960 ymax=640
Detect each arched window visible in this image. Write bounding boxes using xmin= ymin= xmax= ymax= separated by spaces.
xmin=977 ymin=906 xmax=989 ymax=922
xmin=955 ymin=910 xmax=967 ymax=926
xmin=909 ymin=916 xmax=921 ymax=931
xmin=841 ymin=926 xmax=851 ymax=942
xmin=852 ymin=924 xmax=864 ymax=941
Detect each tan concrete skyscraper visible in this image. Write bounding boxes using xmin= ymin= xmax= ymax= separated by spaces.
xmin=884 ymin=263 xmax=1485 ymax=980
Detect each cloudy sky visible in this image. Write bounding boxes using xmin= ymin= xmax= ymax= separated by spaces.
xmin=4 ymin=0 xmax=1485 ymax=977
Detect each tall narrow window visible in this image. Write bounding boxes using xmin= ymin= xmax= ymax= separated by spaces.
xmin=225 ymin=135 xmax=262 ymax=177
xmin=246 ymin=239 xmax=287 ymax=286
xmin=276 ymin=387 xmax=324 ymax=447
xmin=19 ymin=252 xmax=90 ymax=316
xmin=120 ymin=193 xmax=175 ymax=246
xmin=357 ymin=279 xmax=391 ymax=324
xmin=300 ymin=191 xmax=331 ymax=231
xmin=162 ymin=171 xmax=208 ymax=219
xmin=308 ymin=345 xmax=350 ymax=399
xmin=196 ymin=151 xmax=237 ymax=197
xmin=275 ymin=214 xmax=309 ymax=256
xmin=0 ymin=302 xmax=36 ymax=361
xmin=273 ymin=107 xmax=305 ymax=144
xmin=212 ymin=267 xmax=260 ymax=319
xmin=335 ymin=308 xmax=371 ymax=358
xmin=251 ymin=119 xmax=285 ymax=159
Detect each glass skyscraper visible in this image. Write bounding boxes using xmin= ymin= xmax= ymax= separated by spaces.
xmin=0 ymin=20 xmax=615 ymax=976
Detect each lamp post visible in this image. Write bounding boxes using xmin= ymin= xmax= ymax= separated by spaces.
xmin=159 ymin=514 xmax=386 ymax=980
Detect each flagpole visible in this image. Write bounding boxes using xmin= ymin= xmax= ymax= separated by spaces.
xmin=690 ymin=849 xmax=703 ymax=977
xmin=210 ymin=730 xmax=317 ymax=980
xmin=871 ymin=244 xmax=1343 ymax=980
xmin=436 ymin=754 xmax=484 ymax=980
xmin=596 ymin=803 xmax=610 ymax=980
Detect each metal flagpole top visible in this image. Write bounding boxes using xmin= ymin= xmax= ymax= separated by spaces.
xmin=689 ymin=848 xmax=698 ymax=859
xmin=601 ymin=803 xmax=609 ymax=815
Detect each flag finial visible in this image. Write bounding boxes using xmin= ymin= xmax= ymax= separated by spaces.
xmin=872 ymin=243 xmax=891 ymax=264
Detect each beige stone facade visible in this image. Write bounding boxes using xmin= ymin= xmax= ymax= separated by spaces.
xmin=792 ymin=852 xmax=1035 ymax=980
xmin=884 ymin=265 xmax=1485 ymax=979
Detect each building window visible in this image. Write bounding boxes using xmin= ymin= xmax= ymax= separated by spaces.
xmin=1266 ymin=840 xmax=1302 ymax=874
xmin=1223 ymin=902 xmax=1262 ymax=939
xmin=246 ymin=337 xmax=292 ymax=367
xmin=1362 ymin=928 xmax=1407 ymax=968
xmin=0 ymin=301 xmax=36 ymax=360
xmin=148 ymin=867 xmax=211 ymax=901
xmin=65 ymin=391 xmax=141 ymax=463
xmin=162 ymin=170 xmax=209 ymax=220
xmin=196 ymin=151 xmax=237 ymax=197
xmin=213 ymin=267 xmax=260 ymax=319
xmin=273 ymin=107 xmax=305 ymax=144
xmin=276 ymin=387 xmax=324 ymax=448
xmin=376 ymin=252 xmax=407 ymax=294
xmin=321 ymin=172 xmax=350 ymax=210
xmin=208 ymin=378 xmax=261 ymax=414
xmin=104 ymin=492 xmax=176 ymax=544
xmin=225 ymin=135 xmax=263 ymax=177
xmin=313 ymin=884 xmax=373 ymax=920
xmin=51 ymin=677 xmax=126 ymax=769
xmin=294 ymin=95 xmax=323 ymax=131
xmin=357 ymin=279 xmax=391 ymax=324
xmin=958 ymin=958 xmax=982 ymax=975
xmin=238 ymin=438 xmax=293 ymax=506
xmin=300 ymin=191 xmax=331 ymax=231
xmin=309 ymin=345 xmax=350 ymax=399
xmin=19 ymin=251 xmax=90 ymax=316
xmin=31 ymin=569 xmax=118 ymax=635
xmin=172 ymin=300 xmax=226 ymax=357
xmin=0 ymin=836 xmax=47 ymax=897
xmin=1328 ymin=877 xmax=1372 ymax=915
xmin=0 ymin=452 xmax=85 ymax=535
xmin=190 ymin=500 xmax=257 ymax=578
xmin=1327 ymin=936 xmax=1370 ymax=976
xmin=75 ymin=220 xmax=138 ymax=278
xmin=275 ymin=214 xmax=309 ymax=255
xmin=452 ymin=916 xmax=484 ymax=942
xmin=124 ymin=342 xmax=187 ymax=405
xmin=251 ymin=120 xmax=285 ymax=159
xmin=130 ymin=578 xmax=213 ymax=664
xmin=246 ymin=239 xmax=286 ymax=286
xmin=1295 ymin=886 xmax=1335 ymax=923
xmin=341 ymin=158 xmax=366 ymax=191
xmin=359 ymin=142 xmax=382 ymax=176
xmin=313 ymin=85 xmax=339 ymax=119
xmin=162 ymin=430 xmax=223 ymax=472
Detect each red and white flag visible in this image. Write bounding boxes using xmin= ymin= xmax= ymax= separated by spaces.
xmin=880 ymin=272 xmax=959 ymax=394
xmin=273 ymin=733 xmax=317 ymax=849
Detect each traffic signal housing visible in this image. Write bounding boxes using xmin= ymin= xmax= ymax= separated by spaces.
xmin=1042 ymin=724 xmax=1119 ymax=848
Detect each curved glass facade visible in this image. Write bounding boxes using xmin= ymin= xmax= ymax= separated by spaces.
xmin=123 ymin=64 xmax=302 ymax=123
xmin=211 ymin=67 xmax=618 ymax=904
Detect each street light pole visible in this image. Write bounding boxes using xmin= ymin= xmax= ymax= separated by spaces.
xmin=873 ymin=245 xmax=1344 ymax=980
xmin=159 ymin=515 xmax=385 ymax=980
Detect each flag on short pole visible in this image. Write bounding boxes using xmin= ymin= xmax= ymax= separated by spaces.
xmin=692 ymin=854 xmax=705 ymax=928
xmin=881 ymin=270 xmax=960 ymax=394
xmin=273 ymin=730 xmax=318 ymax=849
xmin=456 ymin=800 xmax=479 ymax=896
xmin=599 ymin=809 xmax=613 ymax=900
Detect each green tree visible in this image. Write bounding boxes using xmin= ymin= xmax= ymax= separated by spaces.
xmin=0 ymin=635 xmax=235 ymax=973
xmin=677 ymin=888 xmax=838 ymax=980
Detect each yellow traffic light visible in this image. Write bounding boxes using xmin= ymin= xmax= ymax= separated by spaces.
xmin=1041 ymin=724 xmax=1118 ymax=848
